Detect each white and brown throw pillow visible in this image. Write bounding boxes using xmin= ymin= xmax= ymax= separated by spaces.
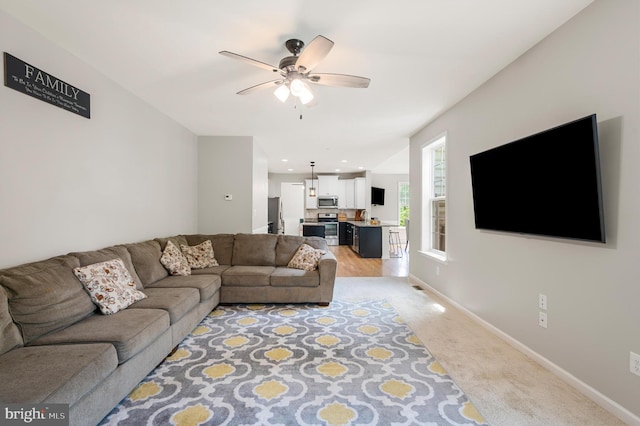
xmin=180 ymin=240 xmax=219 ymax=269
xmin=160 ymin=241 xmax=191 ymax=276
xmin=287 ymin=244 xmax=325 ymax=271
xmin=73 ymin=258 xmax=147 ymax=315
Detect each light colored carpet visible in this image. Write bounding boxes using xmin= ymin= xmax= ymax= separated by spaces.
xmin=333 ymin=276 xmax=625 ymax=426
xmin=100 ymin=299 xmax=487 ymax=425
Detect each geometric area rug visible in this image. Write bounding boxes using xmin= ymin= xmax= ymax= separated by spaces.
xmin=100 ymin=300 xmax=488 ymax=425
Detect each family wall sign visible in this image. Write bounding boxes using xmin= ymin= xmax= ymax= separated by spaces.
xmin=3 ymin=52 xmax=91 ymax=118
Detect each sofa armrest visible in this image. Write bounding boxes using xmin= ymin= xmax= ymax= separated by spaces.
xmin=317 ymin=251 xmax=337 ymax=304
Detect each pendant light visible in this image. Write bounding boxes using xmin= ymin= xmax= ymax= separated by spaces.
xmin=309 ymin=161 xmax=316 ymax=197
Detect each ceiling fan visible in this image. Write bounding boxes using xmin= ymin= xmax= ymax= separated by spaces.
xmin=219 ymin=35 xmax=370 ymax=106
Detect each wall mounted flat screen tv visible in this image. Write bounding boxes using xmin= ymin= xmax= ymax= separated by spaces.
xmin=371 ymin=186 xmax=385 ymax=205
xmin=469 ymin=114 xmax=605 ymax=243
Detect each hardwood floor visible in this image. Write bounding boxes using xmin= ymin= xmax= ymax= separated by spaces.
xmin=328 ymin=245 xmax=409 ymax=277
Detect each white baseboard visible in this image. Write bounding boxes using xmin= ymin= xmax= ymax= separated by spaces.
xmin=408 ymin=273 xmax=640 ymax=426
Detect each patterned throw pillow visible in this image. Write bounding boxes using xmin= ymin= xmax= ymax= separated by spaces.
xmin=73 ymin=258 xmax=147 ymax=315
xmin=160 ymin=241 xmax=191 ymax=276
xmin=180 ymin=240 xmax=219 ymax=269
xmin=287 ymin=244 xmax=325 ymax=271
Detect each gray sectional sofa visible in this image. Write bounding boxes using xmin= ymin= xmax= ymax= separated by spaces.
xmin=0 ymin=233 xmax=336 ymax=426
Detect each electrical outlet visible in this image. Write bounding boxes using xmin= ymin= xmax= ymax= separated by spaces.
xmin=539 ymin=294 xmax=547 ymax=310
xmin=538 ymin=312 xmax=548 ymax=328
xmin=631 ymin=352 xmax=640 ymax=377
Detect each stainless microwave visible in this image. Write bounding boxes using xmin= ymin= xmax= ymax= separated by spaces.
xmin=318 ymin=195 xmax=338 ymax=208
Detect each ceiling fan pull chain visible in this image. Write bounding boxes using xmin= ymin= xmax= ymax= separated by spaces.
xmin=292 ymin=97 xmax=302 ymax=120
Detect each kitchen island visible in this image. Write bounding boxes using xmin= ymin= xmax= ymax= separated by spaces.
xmin=344 ymin=221 xmax=398 ymax=259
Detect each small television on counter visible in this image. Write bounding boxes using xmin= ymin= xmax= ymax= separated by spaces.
xmin=371 ymin=186 xmax=385 ymax=205
xmin=469 ymin=114 xmax=605 ymax=243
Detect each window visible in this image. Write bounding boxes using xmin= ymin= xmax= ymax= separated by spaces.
xmin=398 ymin=182 xmax=409 ymax=227
xmin=421 ymin=135 xmax=446 ymax=257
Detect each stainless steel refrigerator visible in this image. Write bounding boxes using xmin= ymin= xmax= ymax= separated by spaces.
xmin=268 ymin=197 xmax=283 ymax=234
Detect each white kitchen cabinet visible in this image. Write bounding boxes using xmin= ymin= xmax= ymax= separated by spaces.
xmin=337 ymin=179 xmax=347 ymax=208
xmin=305 ymin=179 xmax=318 ymax=209
xmin=354 ymin=177 xmax=366 ymax=209
xmin=318 ymin=175 xmax=339 ymax=196
xmin=343 ymin=179 xmax=355 ymax=208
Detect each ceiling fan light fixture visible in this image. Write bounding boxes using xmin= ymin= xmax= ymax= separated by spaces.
xmin=274 ymin=84 xmax=290 ymax=102
xmin=299 ymin=84 xmax=314 ymax=105
xmin=290 ymin=78 xmax=305 ymax=96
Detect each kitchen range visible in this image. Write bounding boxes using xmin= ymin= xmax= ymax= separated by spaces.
xmin=302 ymin=213 xmax=339 ymax=245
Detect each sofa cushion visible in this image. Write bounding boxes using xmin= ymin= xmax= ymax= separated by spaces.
xmin=184 ymin=234 xmax=234 ymax=266
xmin=181 ymin=240 xmax=218 ymax=269
xmin=271 ymin=267 xmax=320 ymax=287
xmin=73 ymin=259 xmax=148 ymax=315
xmin=190 ymin=265 xmax=231 ymax=276
xmin=0 ymin=255 xmax=95 ymax=344
xmin=155 ymin=235 xmax=188 ymax=251
xmin=29 ymin=308 xmax=169 ymax=364
xmin=304 ymin=236 xmax=329 ymax=251
xmin=132 ymin=287 xmax=200 ymax=324
xmin=0 ymin=286 xmax=23 ymax=355
xmin=122 ymin=240 xmax=168 ymax=285
xmin=71 ymin=246 xmax=144 ymax=290
xmin=275 ymin=235 xmax=306 ymax=266
xmin=222 ymin=266 xmax=275 ymax=287
xmin=0 ymin=343 xmax=117 ymax=405
xmin=232 ymin=234 xmax=278 ymax=266
xmin=160 ymin=241 xmax=191 ymax=276
xmin=287 ymin=244 xmax=325 ymax=271
xmin=145 ymin=275 xmax=221 ymax=302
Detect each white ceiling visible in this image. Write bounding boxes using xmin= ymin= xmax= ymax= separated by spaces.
xmin=0 ymin=1 xmax=592 ymax=174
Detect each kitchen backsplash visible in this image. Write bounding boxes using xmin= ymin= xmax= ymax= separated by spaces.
xmin=305 ymin=208 xmax=362 ymax=221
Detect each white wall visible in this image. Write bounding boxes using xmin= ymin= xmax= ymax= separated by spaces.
xmin=0 ymin=10 xmax=198 ymax=268
xmin=409 ymin=0 xmax=639 ymax=419
xmin=252 ymin=144 xmax=269 ymax=233
xmin=268 ymin=173 xmax=308 ymax=197
xmin=198 ymin=136 xmax=268 ymax=234
xmin=370 ymin=174 xmax=409 ymax=223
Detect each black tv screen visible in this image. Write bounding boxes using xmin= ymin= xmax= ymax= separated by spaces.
xmin=469 ymin=114 xmax=605 ymax=243
xmin=371 ymin=186 xmax=385 ymax=205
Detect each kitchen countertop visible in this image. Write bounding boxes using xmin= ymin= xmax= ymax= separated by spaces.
xmin=346 ymin=220 xmax=398 ymax=227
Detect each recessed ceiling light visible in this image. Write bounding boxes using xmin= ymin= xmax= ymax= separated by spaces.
xmin=282 ymin=159 xmax=288 ymax=162
xmin=287 ymin=168 xmax=293 ymax=171
xmin=358 ymin=166 xmax=365 ymax=170
xmin=335 ymin=169 xmax=341 ymax=172
xmin=341 ymin=160 xmax=347 ymax=163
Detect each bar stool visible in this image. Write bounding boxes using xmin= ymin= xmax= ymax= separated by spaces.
xmin=404 ymin=219 xmax=410 ymax=252
xmin=389 ymin=228 xmax=402 ymax=258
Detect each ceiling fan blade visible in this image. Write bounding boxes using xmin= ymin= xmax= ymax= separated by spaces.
xmin=295 ymin=35 xmax=334 ymax=73
xmin=219 ymin=51 xmax=280 ymax=73
xmin=307 ymin=73 xmax=371 ymax=88
xmin=237 ymin=80 xmax=283 ymax=95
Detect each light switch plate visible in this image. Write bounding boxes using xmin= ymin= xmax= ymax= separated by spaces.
xmin=539 ymin=294 xmax=547 ymax=310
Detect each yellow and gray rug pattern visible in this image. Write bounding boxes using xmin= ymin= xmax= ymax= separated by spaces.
xmin=101 ymin=300 xmax=488 ymax=425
